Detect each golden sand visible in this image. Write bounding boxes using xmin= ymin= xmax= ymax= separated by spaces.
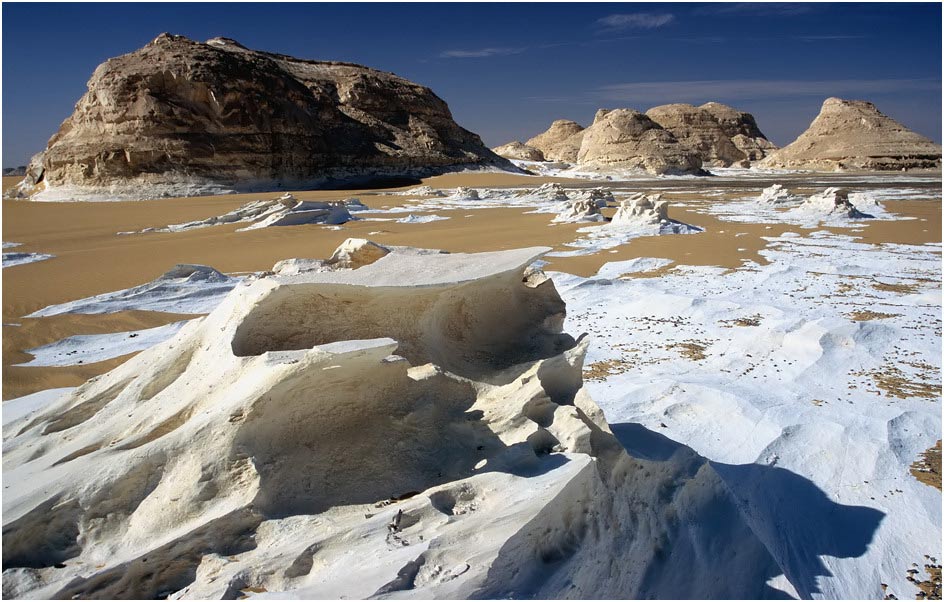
xmin=911 ymin=440 xmax=942 ymax=491
xmin=2 ymin=173 xmax=940 ymax=399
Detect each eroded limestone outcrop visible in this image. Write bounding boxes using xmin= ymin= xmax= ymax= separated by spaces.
xmin=645 ymin=102 xmax=776 ymax=167
xmin=12 ymin=34 xmax=513 ymax=201
xmin=577 ymin=109 xmax=704 ymax=175
xmin=491 ymin=141 xmax=545 ymax=162
xmin=760 ymin=97 xmax=942 ymax=171
xmin=526 ymin=120 xmax=586 ymax=162
xmin=3 ymin=243 xmax=800 ymax=599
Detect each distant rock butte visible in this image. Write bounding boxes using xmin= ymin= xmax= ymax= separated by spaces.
xmin=525 ymin=120 xmax=586 ymax=162
xmin=520 ymin=103 xmax=773 ymax=173
xmin=760 ymin=98 xmax=942 ymax=171
xmin=13 ymin=34 xmax=513 ymax=200
xmin=645 ymin=102 xmax=777 ymax=167
xmin=491 ymin=141 xmax=545 ymax=161
xmin=577 ymin=109 xmax=704 ymax=175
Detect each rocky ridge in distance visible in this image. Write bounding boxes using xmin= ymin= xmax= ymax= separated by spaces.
xmin=12 ymin=34 xmax=515 ymax=201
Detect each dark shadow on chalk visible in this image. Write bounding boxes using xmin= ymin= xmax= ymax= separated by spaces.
xmin=611 ymin=422 xmax=886 ymax=599
xmin=481 ymin=441 xmax=571 ymax=479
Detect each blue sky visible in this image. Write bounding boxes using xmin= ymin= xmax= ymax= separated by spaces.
xmin=2 ymin=2 xmax=941 ymax=166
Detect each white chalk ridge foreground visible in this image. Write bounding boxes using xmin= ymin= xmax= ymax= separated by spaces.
xmin=26 ymin=265 xmax=241 ymax=317
xmin=3 ymin=242 xmax=873 ymax=600
xmin=17 ymin=321 xmax=192 ymax=367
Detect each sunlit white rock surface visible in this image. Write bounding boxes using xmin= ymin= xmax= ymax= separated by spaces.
xmin=17 ymin=321 xmax=192 ymax=367
xmin=554 ymin=230 xmax=942 ymax=599
xmin=26 ymin=265 xmax=241 ymax=317
xmin=3 ymin=245 xmax=816 ymax=600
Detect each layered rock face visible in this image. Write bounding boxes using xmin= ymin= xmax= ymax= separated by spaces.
xmin=577 ymin=109 xmax=704 ymax=175
xmin=3 ymin=243 xmax=798 ymax=599
xmin=646 ymin=102 xmax=776 ymax=167
xmin=14 ymin=34 xmax=512 ymax=200
xmin=490 ymin=140 xmax=545 ymax=161
xmin=760 ymin=97 xmax=942 ymax=171
xmin=525 ymin=119 xmax=586 ymax=162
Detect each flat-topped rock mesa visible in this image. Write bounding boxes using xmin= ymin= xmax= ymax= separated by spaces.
xmin=645 ymin=102 xmax=777 ymax=167
xmin=491 ymin=140 xmax=545 ymax=161
xmin=760 ymin=97 xmax=942 ymax=171
xmin=13 ymin=34 xmax=512 ymax=200
xmin=525 ymin=119 xmax=586 ymax=162
xmin=576 ymin=109 xmax=704 ymax=175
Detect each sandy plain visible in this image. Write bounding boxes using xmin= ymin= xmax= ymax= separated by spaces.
xmin=2 ymin=172 xmax=940 ymax=399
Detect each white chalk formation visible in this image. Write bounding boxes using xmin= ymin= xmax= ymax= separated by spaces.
xmin=26 ymin=264 xmax=240 ymax=317
xmin=2 ymin=252 xmax=55 ymax=268
xmin=610 ymin=193 xmax=670 ymax=226
xmin=552 ymin=199 xmax=605 ymax=223
xmin=390 ymin=186 xmax=447 ymax=197
xmin=707 ymin=185 xmax=890 ymax=228
xmin=395 ymin=214 xmax=450 ymax=224
xmin=17 ymin=321 xmax=193 ymax=368
xmin=121 ymin=194 xmax=364 ymax=234
xmin=795 ymin=187 xmax=874 ymax=220
xmin=570 ymin=186 xmax=616 ymax=207
xmin=525 ymin=182 xmax=570 ymax=203
xmin=756 ymin=184 xmax=801 ymax=205
xmin=610 ymin=193 xmax=699 ymax=234
xmin=449 ymin=186 xmax=481 ymax=200
xmin=547 ymin=193 xmax=702 ymax=257
xmin=2 ymin=245 xmax=798 ymax=599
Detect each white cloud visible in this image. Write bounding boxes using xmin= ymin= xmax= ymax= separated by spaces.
xmin=595 ymin=13 xmax=675 ymax=32
xmin=439 ymin=47 xmax=526 ymax=59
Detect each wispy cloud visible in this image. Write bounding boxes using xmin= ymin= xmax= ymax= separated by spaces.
xmin=595 ymin=12 xmax=675 ymax=32
xmin=693 ymin=3 xmax=817 ymax=17
xmin=439 ymin=47 xmax=526 ymax=59
xmin=592 ymin=78 xmax=942 ymax=104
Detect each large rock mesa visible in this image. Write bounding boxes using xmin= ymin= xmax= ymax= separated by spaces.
xmin=13 ymin=34 xmax=514 ymax=201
